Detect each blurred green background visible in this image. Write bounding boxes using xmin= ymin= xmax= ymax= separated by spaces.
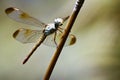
xmin=0 ymin=0 xmax=120 ymax=80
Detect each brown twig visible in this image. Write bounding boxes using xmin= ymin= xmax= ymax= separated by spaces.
xmin=43 ymin=0 xmax=85 ymax=80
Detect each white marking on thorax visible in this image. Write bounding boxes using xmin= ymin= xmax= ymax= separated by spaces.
xmin=45 ymin=23 xmax=56 ymax=31
xmin=44 ymin=23 xmax=57 ymax=36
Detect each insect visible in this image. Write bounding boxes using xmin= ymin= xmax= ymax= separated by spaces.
xmin=5 ymin=7 xmax=76 ymax=64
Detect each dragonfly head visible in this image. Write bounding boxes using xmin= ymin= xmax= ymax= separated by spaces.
xmin=54 ymin=18 xmax=63 ymax=27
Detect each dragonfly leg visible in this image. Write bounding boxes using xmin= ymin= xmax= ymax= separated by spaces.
xmin=54 ymin=32 xmax=58 ymax=47
xmin=58 ymin=27 xmax=64 ymax=33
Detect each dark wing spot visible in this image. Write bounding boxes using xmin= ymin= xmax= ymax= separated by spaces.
xmin=20 ymin=12 xmax=30 ymax=19
xmin=69 ymin=34 xmax=76 ymax=45
xmin=13 ymin=29 xmax=20 ymax=38
xmin=5 ymin=7 xmax=15 ymax=14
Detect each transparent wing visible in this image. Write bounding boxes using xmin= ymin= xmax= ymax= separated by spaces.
xmin=61 ymin=16 xmax=69 ymax=22
xmin=43 ymin=31 xmax=76 ymax=47
xmin=13 ymin=28 xmax=76 ymax=46
xmin=5 ymin=7 xmax=46 ymax=28
xmin=13 ymin=28 xmax=44 ymax=43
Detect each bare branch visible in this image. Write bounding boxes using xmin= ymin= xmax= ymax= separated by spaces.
xmin=43 ymin=0 xmax=85 ymax=80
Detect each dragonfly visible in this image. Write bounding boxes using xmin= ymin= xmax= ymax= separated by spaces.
xmin=5 ymin=7 xmax=76 ymax=64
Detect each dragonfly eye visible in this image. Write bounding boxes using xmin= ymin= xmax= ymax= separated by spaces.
xmin=54 ymin=18 xmax=63 ymax=26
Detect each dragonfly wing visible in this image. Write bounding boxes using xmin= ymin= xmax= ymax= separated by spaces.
xmin=65 ymin=34 xmax=76 ymax=46
xmin=43 ymin=33 xmax=56 ymax=47
xmin=43 ymin=31 xmax=76 ymax=47
xmin=13 ymin=28 xmax=44 ymax=43
xmin=5 ymin=7 xmax=46 ymax=28
xmin=62 ymin=16 xmax=69 ymax=22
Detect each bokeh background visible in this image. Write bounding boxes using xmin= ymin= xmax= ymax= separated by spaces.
xmin=0 ymin=0 xmax=120 ymax=80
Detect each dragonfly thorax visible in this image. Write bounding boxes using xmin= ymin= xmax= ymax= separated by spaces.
xmin=44 ymin=18 xmax=63 ymax=36
xmin=44 ymin=23 xmax=57 ymax=36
